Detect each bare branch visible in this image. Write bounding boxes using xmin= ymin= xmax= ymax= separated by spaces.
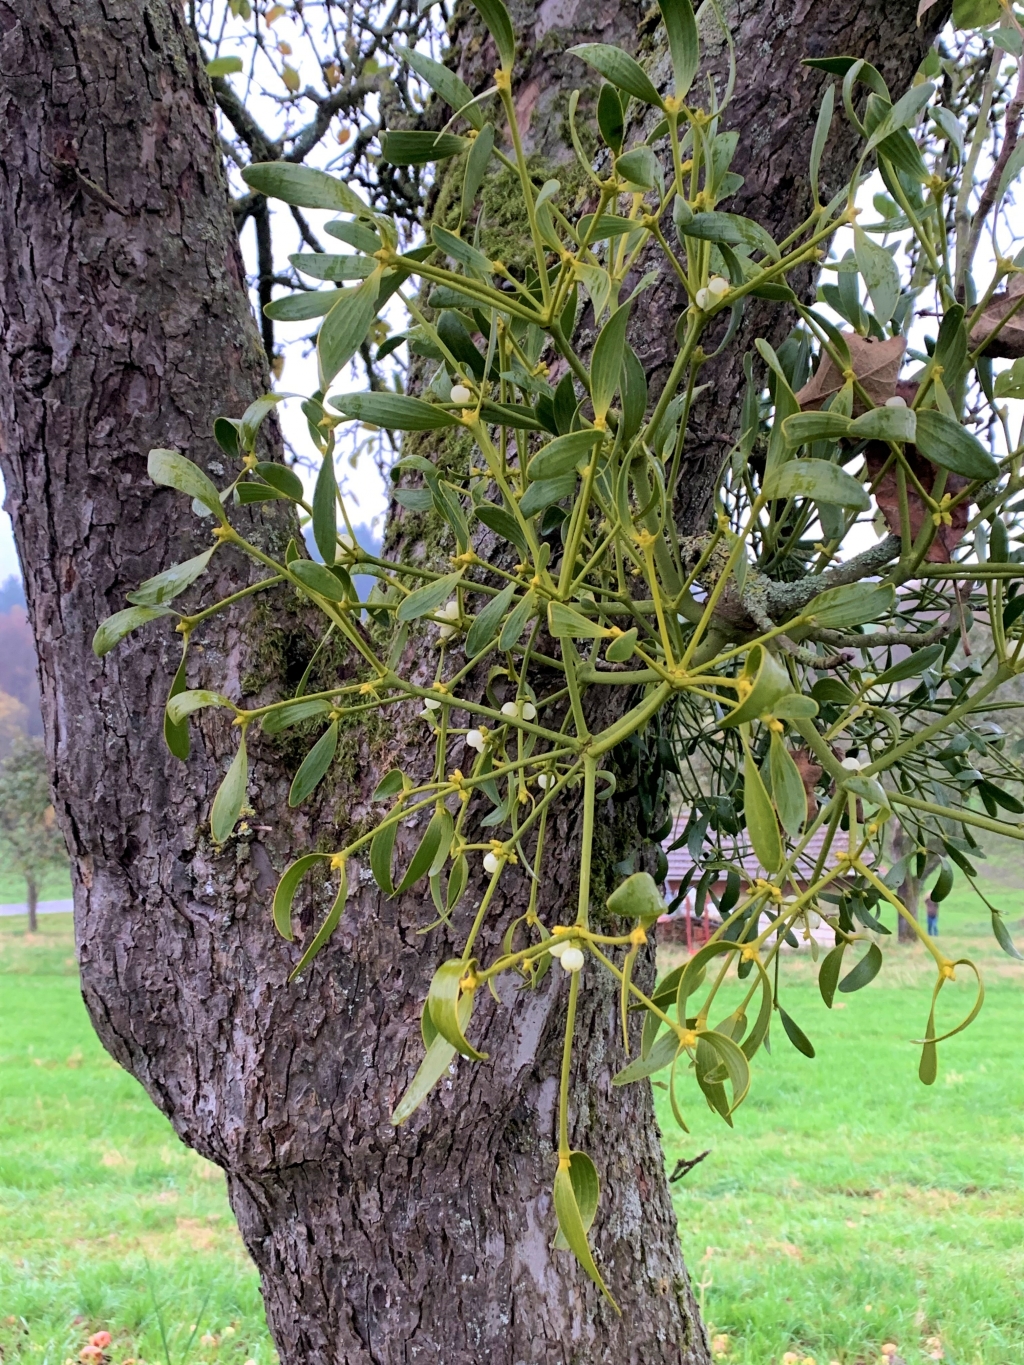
xmin=290 ymin=204 xmax=325 ymax=253
xmin=810 ymin=619 xmax=950 ymax=651
xmin=254 ymin=196 xmax=276 ymax=361
xmin=965 ymin=57 xmax=1024 ymax=275
xmin=211 ymin=76 xmax=281 ymax=162
xmin=284 ymin=81 xmax=380 ymax=164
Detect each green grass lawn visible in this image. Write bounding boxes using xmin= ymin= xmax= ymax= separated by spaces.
xmin=0 ymin=917 xmax=271 ymax=1365
xmin=658 ymin=876 xmax=1024 ymax=1365
xmin=1 ymin=872 xmax=1022 ymax=1365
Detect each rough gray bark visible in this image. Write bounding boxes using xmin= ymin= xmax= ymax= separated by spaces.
xmin=0 ymin=1 xmax=942 ymax=1363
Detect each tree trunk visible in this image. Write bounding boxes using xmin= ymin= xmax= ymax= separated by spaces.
xmin=890 ymin=818 xmax=939 ymax=943
xmin=0 ymin=1 xmax=942 ymax=1362
xmin=898 ymin=876 xmax=922 ymax=941
xmin=890 ymin=817 xmax=918 ymax=941
xmin=26 ymin=873 xmax=37 ymax=934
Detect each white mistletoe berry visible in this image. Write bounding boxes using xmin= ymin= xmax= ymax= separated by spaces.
xmin=501 ymin=699 xmax=537 ymax=721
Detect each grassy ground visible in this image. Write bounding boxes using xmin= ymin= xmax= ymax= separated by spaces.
xmin=1 ymin=870 xmax=1022 ymax=1365
xmin=658 ymin=876 xmax=1024 ymax=1365
xmin=0 ymin=916 xmax=270 ymax=1365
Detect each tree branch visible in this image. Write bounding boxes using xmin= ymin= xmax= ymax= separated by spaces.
xmin=254 ymin=196 xmax=276 ymax=361
xmin=810 ymin=619 xmax=950 ymax=651
xmin=965 ymin=56 xmax=1024 ymax=273
xmin=284 ymin=80 xmax=380 ymax=164
xmin=211 ymin=76 xmax=281 ymax=163
xmin=290 ymin=204 xmax=325 ymax=253
xmin=765 ymin=535 xmax=902 ymax=619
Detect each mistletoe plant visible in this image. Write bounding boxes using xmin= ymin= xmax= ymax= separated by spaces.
xmin=95 ymin=0 xmax=1024 ymax=1307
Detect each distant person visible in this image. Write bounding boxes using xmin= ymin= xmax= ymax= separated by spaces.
xmin=926 ymin=894 xmax=939 ymax=937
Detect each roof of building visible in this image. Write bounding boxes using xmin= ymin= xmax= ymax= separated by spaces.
xmin=663 ymin=813 xmax=850 ymax=892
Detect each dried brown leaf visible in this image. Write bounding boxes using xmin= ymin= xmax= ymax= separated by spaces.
xmin=864 ymin=389 xmax=970 ymax=563
xmin=796 ymin=333 xmax=907 ymax=414
xmin=792 ymin=749 xmax=823 ymax=822
xmin=968 ymin=275 xmax=1024 ymax=360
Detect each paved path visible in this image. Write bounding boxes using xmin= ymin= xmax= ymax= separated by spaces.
xmin=0 ymin=898 xmax=73 ymax=918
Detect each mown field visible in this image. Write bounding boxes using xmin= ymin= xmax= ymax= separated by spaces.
xmin=0 ymin=916 xmax=268 ymax=1365
xmin=657 ymin=873 xmax=1024 ymax=1365
xmin=1 ymin=866 xmax=1021 ymax=1365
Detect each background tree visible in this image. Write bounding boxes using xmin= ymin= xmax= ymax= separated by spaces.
xmin=0 ymin=737 xmax=68 ymax=932
xmin=890 ymin=816 xmax=937 ymax=942
xmin=0 ymin=1 xmax=957 ymax=1362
